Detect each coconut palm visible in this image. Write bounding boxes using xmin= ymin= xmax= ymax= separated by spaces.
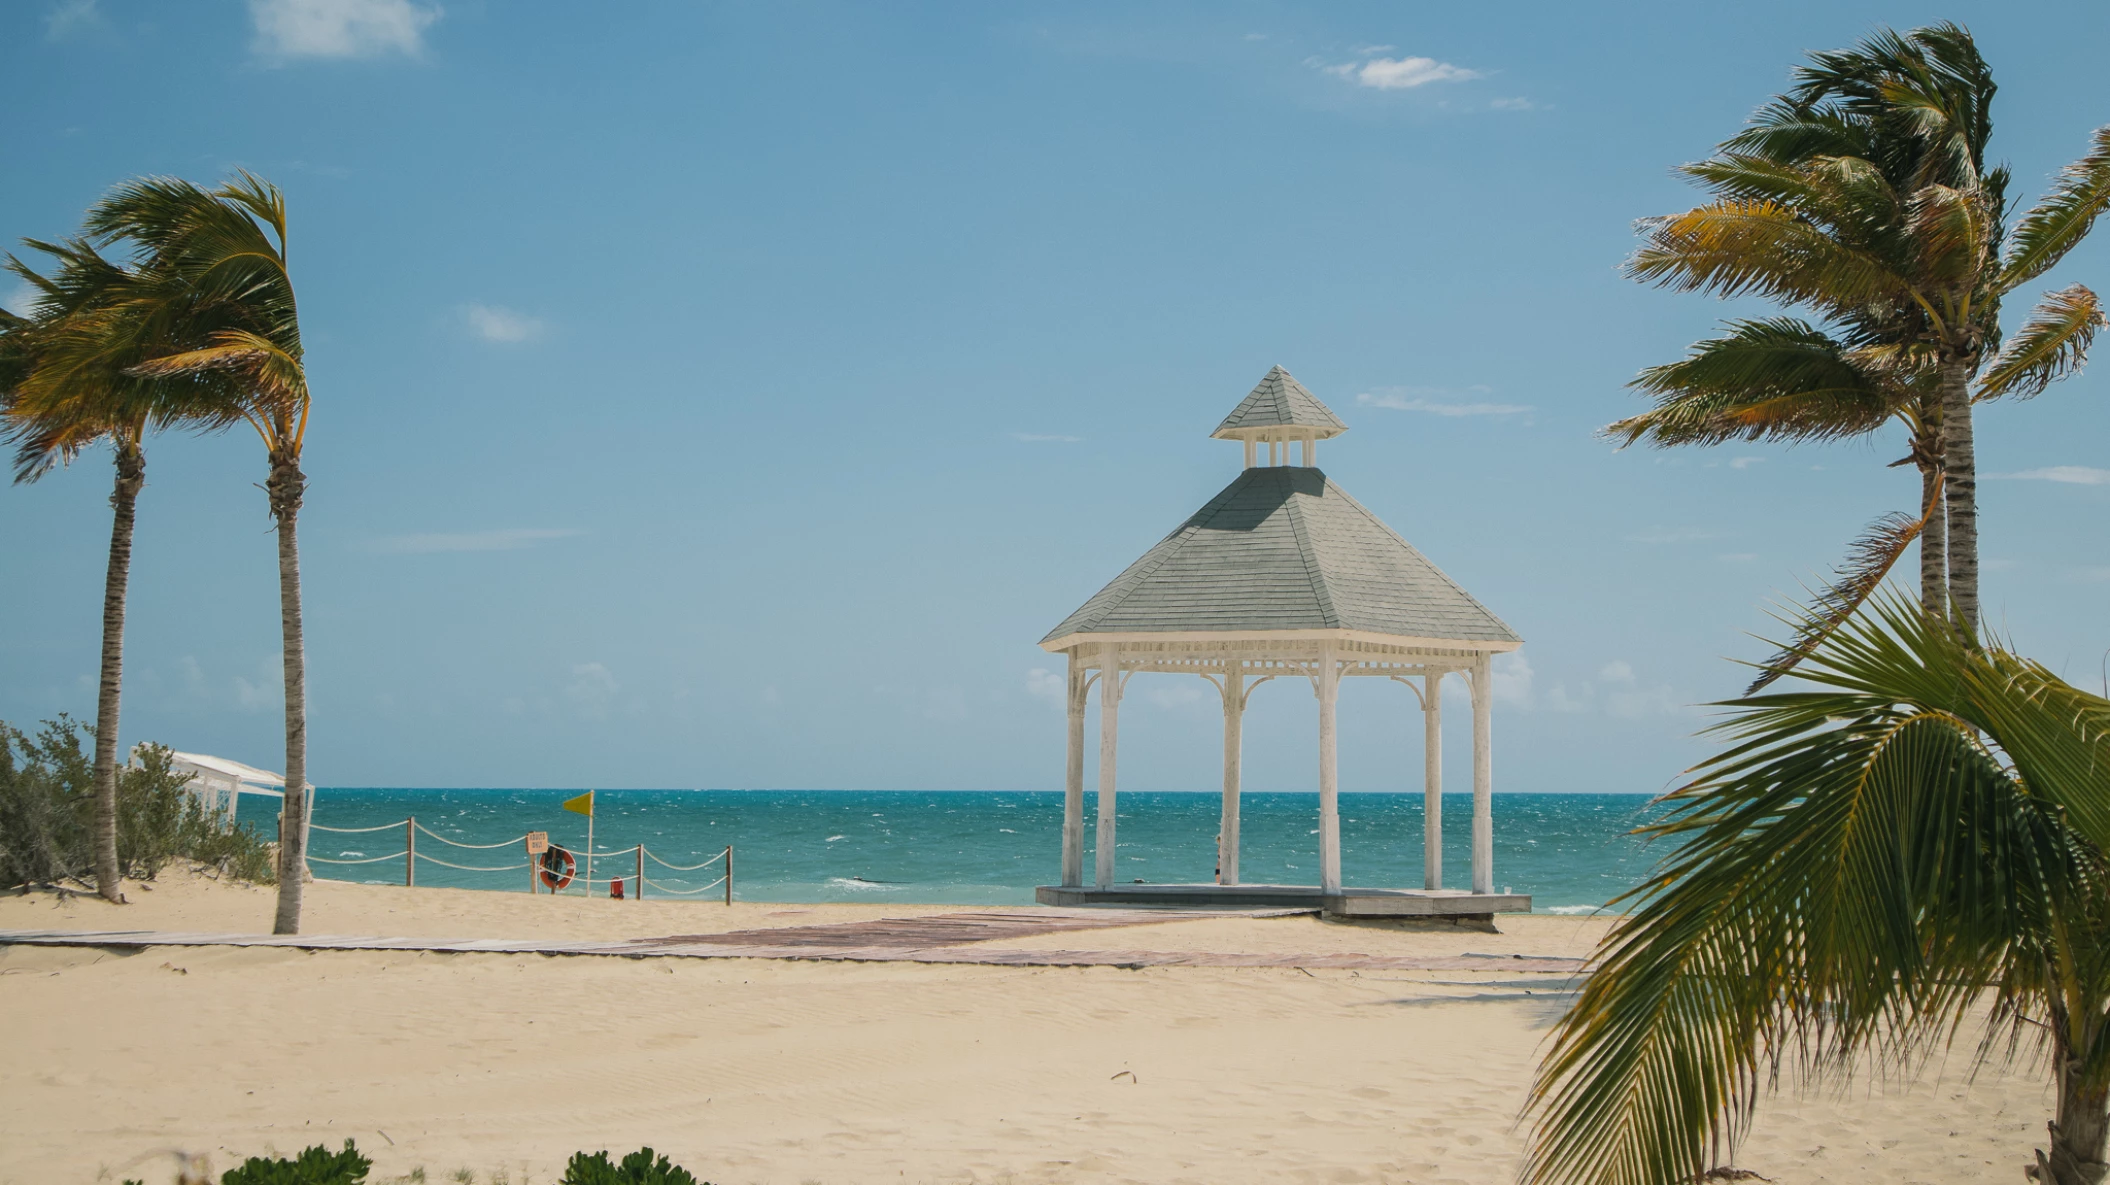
xmin=85 ymin=174 xmax=315 ymax=934
xmin=1616 ymin=23 xmax=2110 ymax=645
xmin=1524 ymin=598 xmax=2110 ymax=1185
xmin=1 ymin=237 xmax=170 ymax=903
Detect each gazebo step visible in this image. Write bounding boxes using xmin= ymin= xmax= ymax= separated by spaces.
xmin=1035 ymin=883 xmax=1531 ymax=915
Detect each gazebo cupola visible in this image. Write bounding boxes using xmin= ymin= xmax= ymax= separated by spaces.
xmin=1036 ymin=366 xmax=1527 ymax=917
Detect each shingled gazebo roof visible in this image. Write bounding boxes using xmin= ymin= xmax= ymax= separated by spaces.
xmin=1209 ymin=365 xmax=1349 ymax=441
xmin=1042 ymin=368 xmax=1517 ymax=653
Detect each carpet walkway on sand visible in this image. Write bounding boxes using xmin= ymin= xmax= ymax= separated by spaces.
xmin=0 ymin=910 xmax=1589 ymax=972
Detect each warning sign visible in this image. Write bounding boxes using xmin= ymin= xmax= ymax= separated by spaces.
xmin=525 ymin=831 xmax=549 ymax=855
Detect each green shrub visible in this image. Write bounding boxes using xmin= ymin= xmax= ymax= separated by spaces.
xmin=220 ymin=1141 xmax=371 ymax=1185
xmin=559 ymin=1148 xmax=705 ymax=1185
xmin=0 ymin=715 xmax=277 ymax=890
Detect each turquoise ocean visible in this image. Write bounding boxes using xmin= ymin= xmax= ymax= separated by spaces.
xmin=247 ymin=790 xmax=1666 ymax=913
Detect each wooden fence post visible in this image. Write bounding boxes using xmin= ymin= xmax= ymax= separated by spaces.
xmin=405 ymin=817 xmax=415 ymax=887
xmin=724 ymin=845 xmax=733 ymax=906
xmin=636 ymin=846 xmax=644 ymax=902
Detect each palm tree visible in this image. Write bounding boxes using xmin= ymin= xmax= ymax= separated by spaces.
xmin=0 ymin=237 xmax=170 ymax=903
xmin=85 ymin=174 xmax=315 ymax=934
xmin=1524 ymin=599 xmax=2110 ymax=1185
xmin=1616 ymin=23 xmax=2110 ymax=643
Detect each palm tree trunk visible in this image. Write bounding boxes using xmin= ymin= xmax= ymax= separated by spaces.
xmin=1916 ymin=422 xmax=1947 ymax=615
xmin=2040 ymin=1053 xmax=2110 ymax=1185
xmin=1939 ymin=357 xmax=1979 ymax=632
xmin=91 ymin=438 xmax=145 ymax=903
xmin=267 ymin=454 xmax=308 ymax=936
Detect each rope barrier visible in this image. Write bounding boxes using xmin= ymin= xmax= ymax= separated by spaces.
xmin=411 ymin=822 xmax=529 ymax=850
xmin=642 ymin=875 xmax=729 ymax=896
xmin=309 ymin=851 xmax=410 ymax=864
xmin=309 ymin=821 xmax=407 ymax=834
xmin=644 ymin=848 xmax=726 ymax=871
xmin=413 ymin=853 xmax=529 ymax=873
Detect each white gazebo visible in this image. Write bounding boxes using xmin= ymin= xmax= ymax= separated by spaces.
xmin=1035 ymin=366 xmax=1528 ymax=918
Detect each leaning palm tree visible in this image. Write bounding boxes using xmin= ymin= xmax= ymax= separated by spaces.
xmin=1617 ymin=23 xmax=2110 ymax=645
xmin=0 ymin=237 xmax=174 ymax=903
xmin=1524 ymin=597 xmax=2110 ymax=1185
xmin=86 ymin=174 xmax=315 ymax=934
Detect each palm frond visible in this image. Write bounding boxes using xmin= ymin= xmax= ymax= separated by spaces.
xmin=1610 ymin=318 xmax=1901 ymax=448
xmin=1629 ymin=201 xmax=1915 ymax=315
xmin=1743 ymin=503 xmax=1931 ymax=694
xmin=1976 ymin=284 xmax=2105 ymax=400
xmin=2000 ymin=125 xmax=2110 ymax=290
xmin=1527 ymin=599 xmax=2108 ymax=1185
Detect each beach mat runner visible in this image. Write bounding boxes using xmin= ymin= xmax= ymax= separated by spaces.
xmin=0 ymin=910 xmax=1588 ymax=973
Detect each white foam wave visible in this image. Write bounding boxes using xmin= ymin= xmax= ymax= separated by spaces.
xmin=827 ymin=877 xmax=901 ymax=893
xmin=1545 ymin=904 xmax=1606 ymax=915
xmin=825 ymin=835 xmax=847 ymax=842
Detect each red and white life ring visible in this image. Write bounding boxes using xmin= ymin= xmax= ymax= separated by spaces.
xmin=539 ymin=845 xmax=576 ymax=891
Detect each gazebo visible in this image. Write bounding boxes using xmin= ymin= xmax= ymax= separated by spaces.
xmin=1034 ymin=366 xmax=1529 ymax=918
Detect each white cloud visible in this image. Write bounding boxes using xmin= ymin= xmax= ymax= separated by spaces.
xmin=1025 ymin=667 xmax=1065 ymax=709
xmin=1489 ymin=97 xmax=1536 ymax=111
xmin=251 ymin=0 xmax=438 ymax=60
xmin=1598 ymin=660 xmax=1635 ymax=685
xmin=1547 ymin=684 xmax=1593 ymax=713
xmin=1326 ymin=55 xmax=1480 ymax=90
xmin=1012 ymin=432 xmax=1083 ymax=443
xmin=1491 ymin=652 xmax=1533 ymax=707
xmin=46 ymin=0 xmax=100 ymax=40
xmin=374 ymin=527 xmax=583 ymax=554
xmin=1356 ymin=389 xmax=1530 ymax=417
xmin=464 ymin=303 xmax=542 ymax=343
xmin=1146 ymin=681 xmax=1208 ymax=710
xmin=1608 ymin=684 xmax=1687 ymax=719
xmin=1626 ymin=526 xmax=1721 ymax=544
xmin=1729 ymin=456 xmax=1765 ymax=470
xmin=1996 ymin=466 xmax=2110 ymax=486
xmin=565 ymin=662 xmax=618 ymax=716
xmin=1243 ymin=32 xmax=1268 ymax=41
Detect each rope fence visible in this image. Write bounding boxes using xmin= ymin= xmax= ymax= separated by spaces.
xmin=306 ymin=815 xmax=732 ymax=903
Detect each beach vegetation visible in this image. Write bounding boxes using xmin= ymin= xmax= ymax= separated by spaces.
xmin=1525 ymin=598 xmax=2110 ymax=1185
xmin=216 ymin=1141 xmax=371 ymax=1185
xmin=560 ymin=1148 xmax=706 ymax=1185
xmin=1610 ymin=23 xmax=2109 ymax=667
xmin=0 ymin=715 xmax=276 ymax=890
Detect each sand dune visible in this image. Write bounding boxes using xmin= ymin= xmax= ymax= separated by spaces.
xmin=0 ymin=872 xmax=2051 ymax=1184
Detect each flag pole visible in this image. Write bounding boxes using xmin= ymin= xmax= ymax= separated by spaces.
xmin=585 ymin=792 xmax=594 ymax=898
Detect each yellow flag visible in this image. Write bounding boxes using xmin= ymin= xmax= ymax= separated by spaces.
xmin=562 ymin=790 xmax=594 ymax=817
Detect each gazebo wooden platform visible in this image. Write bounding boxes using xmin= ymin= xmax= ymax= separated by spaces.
xmin=1034 ymin=367 xmax=1529 ymax=921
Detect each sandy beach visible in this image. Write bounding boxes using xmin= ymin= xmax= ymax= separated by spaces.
xmin=0 ymin=871 xmax=2051 ymax=1184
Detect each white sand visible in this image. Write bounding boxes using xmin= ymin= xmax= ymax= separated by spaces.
xmin=0 ymin=871 xmax=2053 ymax=1184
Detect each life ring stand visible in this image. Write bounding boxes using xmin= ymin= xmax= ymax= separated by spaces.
xmin=539 ymin=845 xmax=576 ymax=891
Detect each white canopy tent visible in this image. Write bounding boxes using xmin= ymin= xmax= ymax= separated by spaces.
xmin=168 ymin=751 xmax=310 ymax=832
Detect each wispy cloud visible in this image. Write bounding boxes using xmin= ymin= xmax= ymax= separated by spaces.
xmin=1356 ymin=388 xmax=1530 ymax=417
xmin=250 ymin=0 xmax=438 ymax=61
xmin=1011 ymin=432 xmax=1083 ymax=443
xmin=464 ymin=303 xmax=542 ymax=343
xmin=1324 ymin=55 xmax=1480 ymax=90
xmin=1492 ymin=652 xmax=1533 ymax=707
xmin=373 ymin=527 xmax=583 ymax=554
xmin=1025 ymin=668 xmax=1065 ymax=709
xmin=46 ymin=0 xmax=101 ymax=40
xmin=1627 ymin=526 xmax=1721 ymax=544
xmin=1729 ymin=456 xmax=1765 ymax=470
xmin=1489 ymin=96 xmax=1536 ymax=111
xmin=1994 ymin=466 xmax=2110 ymax=486
xmin=3 ymin=283 xmax=41 ymax=317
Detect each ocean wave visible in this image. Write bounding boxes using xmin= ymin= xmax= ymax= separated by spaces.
xmin=1545 ymin=904 xmax=1606 ymax=915
xmin=825 ymin=835 xmax=847 ymax=842
xmin=341 ymin=851 xmax=365 ymax=858
xmin=827 ymin=876 xmax=902 ymax=892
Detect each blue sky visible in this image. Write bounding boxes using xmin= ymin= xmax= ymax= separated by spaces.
xmin=4 ymin=0 xmax=2107 ymax=794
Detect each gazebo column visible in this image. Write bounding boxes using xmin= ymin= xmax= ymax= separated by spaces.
xmin=1317 ymin=646 xmax=1342 ymax=894
xmin=1094 ymin=644 xmax=1122 ymax=890
xmin=1424 ymin=669 xmax=1443 ymax=891
xmin=1471 ymin=651 xmax=1494 ymax=895
xmin=1218 ymin=669 xmax=1244 ymax=886
xmin=1061 ymin=652 xmax=1086 ymax=888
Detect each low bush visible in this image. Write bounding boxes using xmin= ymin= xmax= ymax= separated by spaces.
xmin=560 ymin=1149 xmax=705 ymax=1185
xmin=0 ymin=715 xmax=277 ymax=890
xmin=219 ymin=1141 xmax=372 ymax=1185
